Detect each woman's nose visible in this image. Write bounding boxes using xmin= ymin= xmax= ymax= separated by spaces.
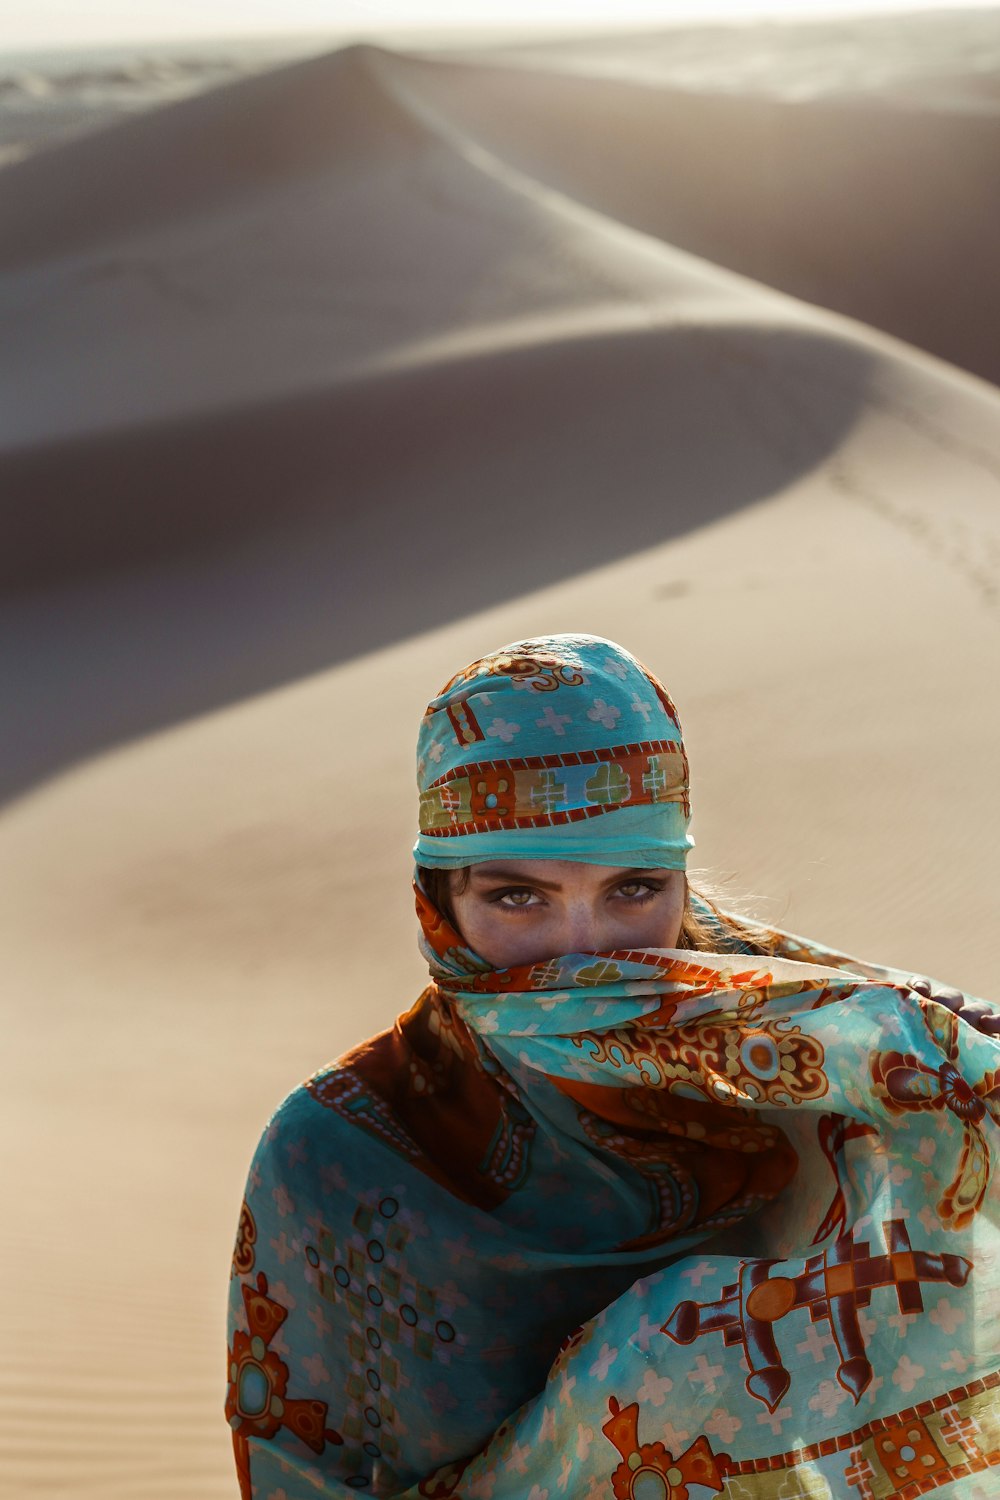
xmin=559 ymin=899 xmax=607 ymax=953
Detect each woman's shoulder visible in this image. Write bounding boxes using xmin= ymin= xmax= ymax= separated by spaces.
xmin=247 ymin=1024 xmax=403 ymax=1166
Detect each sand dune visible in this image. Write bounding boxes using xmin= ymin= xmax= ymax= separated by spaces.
xmin=2 ymin=18 xmax=1000 ymax=1500
xmin=4 ymin=42 xmax=999 ymax=795
xmin=385 ymin=36 xmax=1000 ymax=387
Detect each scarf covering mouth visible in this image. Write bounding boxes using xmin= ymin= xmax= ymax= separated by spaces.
xmin=412 ymin=634 xmax=694 ymax=870
xmin=227 ymin=885 xmax=1000 ymax=1499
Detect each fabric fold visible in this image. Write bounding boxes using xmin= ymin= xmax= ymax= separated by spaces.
xmin=227 ymin=634 xmax=999 ymax=1498
xmin=226 ymin=903 xmax=1000 ymax=1498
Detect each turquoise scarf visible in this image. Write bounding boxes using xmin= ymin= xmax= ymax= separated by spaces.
xmin=227 ymin=637 xmax=1000 ymax=1498
xmin=412 ymin=635 xmax=693 ymax=870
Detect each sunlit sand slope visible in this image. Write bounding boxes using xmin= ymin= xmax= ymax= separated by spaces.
xmin=385 ymin=26 xmax=1000 ymax=386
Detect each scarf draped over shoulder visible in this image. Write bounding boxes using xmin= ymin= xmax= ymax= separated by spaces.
xmin=227 ymin=899 xmax=1000 ymax=1499
xmin=226 ymin=636 xmax=1000 ymax=1498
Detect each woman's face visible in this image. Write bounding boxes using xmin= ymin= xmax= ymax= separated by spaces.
xmin=447 ymin=859 xmax=686 ymax=968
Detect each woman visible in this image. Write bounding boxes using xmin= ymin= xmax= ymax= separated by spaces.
xmin=227 ymin=634 xmax=1000 ymax=1499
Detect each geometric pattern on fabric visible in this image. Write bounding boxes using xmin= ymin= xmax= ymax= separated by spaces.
xmin=710 ymin=1372 xmax=1000 ymax=1497
xmin=414 ymin=634 xmax=693 ymax=868
xmin=872 ymin=1002 xmax=1000 ymax=1231
xmin=225 ymin=1272 xmax=343 ymax=1500
xmin=419 ymin=740 xmax=688 ymax=836
xmin=227 ymin=910 xmax=1000 ymax=1499
xmin=304 ymin=1198 xmax=460 ymax=1463
xmin=663 ymin=1219 xmax=972 ymax=1412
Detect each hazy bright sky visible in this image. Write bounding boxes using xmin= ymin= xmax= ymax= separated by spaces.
xmin=3 ymin=0 xmax=994 ymax=52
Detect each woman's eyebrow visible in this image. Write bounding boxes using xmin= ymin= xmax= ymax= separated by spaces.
xmin=469 ymin=866 xmax=658 ymax=890
xmin=593 ymin=867 xmax=659 ymax=890
xmin=469 ymin=867 xmax=563 ymax=890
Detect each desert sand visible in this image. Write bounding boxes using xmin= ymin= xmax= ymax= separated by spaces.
xmin=2 ymin=16 xmax=1000 ymax=1498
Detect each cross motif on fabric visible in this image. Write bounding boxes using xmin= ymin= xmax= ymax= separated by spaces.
xmin=468 ymin=769 xmax=515 ymax=819
xmin=440 ymin=784 xmax=462 ymax=822
xmin=529 ymin=769 xmax=568 ymax=814
xmin=303 ymin=1197 xmax=460 ymax=1461
xmin=866 ymin=1412 xmax=953 ymax=1489
xmin=661 ymin=1219 xmax=972 ymax=1411
xmin=536 ymin=705 xmax=572 ymax=736
xmin=306 ymin=1200 xmax=457 ymax=1368
xmin=641 ymin=755 xmax=668 ymax=801
xmin=844 ymin=1447 xmax=878 ymax=1499
xmin=587 ymin=698 xmax=622 ymax=729
xmin=938 ymin=1403 xmax=981 ymax=1462
xmin=226 ymin=1272 xmax=342 ymax=1500
xmin=601 ymin=1397 xmax=724 ymax=1499
xmin=485 ymin=717 xmax=520 ymax=744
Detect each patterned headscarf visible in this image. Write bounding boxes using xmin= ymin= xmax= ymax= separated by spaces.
xmin=413 ymin=634 xmax=694 ymax=870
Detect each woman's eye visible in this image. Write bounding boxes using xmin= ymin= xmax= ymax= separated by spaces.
xmin=616 ymin=881 xmax=660 ymax=901
xmin=495 ymin=889 xmax=540 ymax=908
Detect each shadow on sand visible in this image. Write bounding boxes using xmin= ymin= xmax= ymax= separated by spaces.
xmin=1 ymin=320 xmax=871 ymax=804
